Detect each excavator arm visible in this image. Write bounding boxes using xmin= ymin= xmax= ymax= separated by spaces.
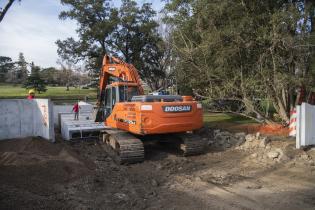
xmin=99 ymin=55 xmax=144 ymax=96
xmin=95 ymin=55 xmax=144 ymax=122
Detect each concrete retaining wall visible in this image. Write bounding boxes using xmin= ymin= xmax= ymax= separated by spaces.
xmin=0 ymin=99 xmax=55 ymax=142
xmin=296 ymin=103 xmax=315 ymax=148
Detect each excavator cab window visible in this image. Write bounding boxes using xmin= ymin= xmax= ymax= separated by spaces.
xmin=112 ymin=87 xmax=116 ymax=107
xmin=104 ymin=87 xmax=112 ymax=119
xmin=119 ymin=86 xmax=139 ymax=102
xmin=104 ymin=86 xmax=119 ymax=119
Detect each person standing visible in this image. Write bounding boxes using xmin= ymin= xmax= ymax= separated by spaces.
xmin=27 ymin=89 xmax=35 ymax=100
xmin=72 ymin=102 xmax=80 ymax=120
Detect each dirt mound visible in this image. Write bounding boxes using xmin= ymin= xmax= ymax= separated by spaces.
xmin=0 ymin=137 xmax=61 ymax=155
xmin=0 ymin=137 xmax=94 ymax=205
xmin=0 ymin=137 xmax=94 ymax=167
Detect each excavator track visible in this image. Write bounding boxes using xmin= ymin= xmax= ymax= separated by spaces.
xmin=100 ymin=129 xmax=144 ymax=164
xmin=177 ymin=133 xmax=207 ymax=156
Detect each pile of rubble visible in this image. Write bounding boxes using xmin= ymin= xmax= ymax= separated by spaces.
xmin=208 ymin=129 xmax=315 ymax=164
xmin=208 ymin=129 xmax=246 ymax=149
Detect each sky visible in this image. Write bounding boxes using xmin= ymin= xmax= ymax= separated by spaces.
xmin=0 ymin=0 xmax=164 ymax=68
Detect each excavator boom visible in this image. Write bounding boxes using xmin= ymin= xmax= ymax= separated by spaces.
xmin=99 ymin=55 xmax=144 ymax=96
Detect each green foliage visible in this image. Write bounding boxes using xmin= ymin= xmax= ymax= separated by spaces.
xmin=23 ymin=62 xmax=47 ymax=93
xmin=0 ymin=56 xmax=14 ymax=82
xmin=57 ymin=0 xmax=166 ymax=90
xmin=164 ymin=0 xmax=315 ymax=124
xmin=15 ymin=52 xmax=28 ymax=83
xmin=57 ymin=0 xmax=118 ymax=73
xmin=40 ymin=67 xmax=59 ymax=85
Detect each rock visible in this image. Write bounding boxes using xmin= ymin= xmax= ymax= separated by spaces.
xmin=267 ymin=151 xmax=280 ymax=159
xmin=242 ymin=141 xmax=251 ymax=149
xmin=235 ymin=132 xmax=246 ymax=138
xmin=208 ymin=140 xmax=214 ymax=145
xmin=265 ymin=145 xmax=271 ymax=150
xmin=236 ymin=138 xmax=245 ymax=146
xmin=246 ymin=182 xmax=262 ymax=189
xmin=213 ymin=129 xmax=221 ymax=137
xmin=251 ymin=153 xmax=258 ymax=158
xmin=220 ymin=131 xmax=231 ymax=136
xmin=195 ymin=176 xmax=202 ymax=182
xmin=245 ymin=134 xmax=255 ymax=142
xmin=256 ymin=132 xmax=261 ymax=139
xmin=301 ymin=154 xmax=310 ymax=161
xmin=259 ymin=137 xmax=270 ymax=148
xmin=156 ymin=163 xmax=163 ymax=170
xmin=151 ymin=179 xmax=159 ymax=187
xmin=279 ymin=154 xmax=290 ymax=161
xmin=114 ymin=193 xmax=129 ymax=201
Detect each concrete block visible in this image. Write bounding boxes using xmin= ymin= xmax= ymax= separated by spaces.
xmin=0 ymin=99 xmax=55 ymax=142
xmin=60 ymin=112 xmax=106 ymax=140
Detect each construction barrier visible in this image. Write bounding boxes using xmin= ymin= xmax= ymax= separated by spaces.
xmin=289 ymin=107 xmax=297 ymax=137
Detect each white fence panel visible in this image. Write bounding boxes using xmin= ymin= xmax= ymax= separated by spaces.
xmin=296 ymin=103 xmax=315 ymax=148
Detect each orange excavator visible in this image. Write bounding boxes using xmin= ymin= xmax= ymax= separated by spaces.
xmin=95 ymin=55 xmax=205 ymax=163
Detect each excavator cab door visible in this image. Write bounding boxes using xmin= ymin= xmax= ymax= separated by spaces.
xmin=104 ymin=86 xmax=118 ymax=119
xmin=94 ymin=86 xmax=118 ymax=122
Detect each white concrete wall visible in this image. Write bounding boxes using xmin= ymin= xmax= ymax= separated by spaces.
xmin=0 ymin=99 xmax=55 ymax=142
xmin=53 ymin=101 xmax=94 ymax=126
xmin=296 ymin=103 xmax=315 ymax=148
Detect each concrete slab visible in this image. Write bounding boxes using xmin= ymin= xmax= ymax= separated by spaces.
xmin=60 ymin=110 xmax=107 ymax=140
xmin=0 ymin=99 xmax=55 ymax=142
xmin=53 ymin=101 xmax=94 ymax=127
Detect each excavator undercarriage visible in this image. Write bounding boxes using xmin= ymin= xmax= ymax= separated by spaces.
xmin=100 ymin=129 xmax=206 ymax=164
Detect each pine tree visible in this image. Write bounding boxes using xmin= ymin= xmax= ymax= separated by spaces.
xmin=16 ymin=52 xmax=28 ymax=83
xmin=23 ymin=62 xmax=47 ymax=93
xmin=0 ymin=56 xmax=14 ymax=82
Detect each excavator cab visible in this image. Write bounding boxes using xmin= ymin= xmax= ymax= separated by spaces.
xmin=98 ymin=82 xmax=140 ymax=121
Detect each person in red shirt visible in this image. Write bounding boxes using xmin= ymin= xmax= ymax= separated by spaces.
xmin=27 ymin=89 xmax=35 ymax=100
xmin=72 ymin=102 xmax=81 ymax=120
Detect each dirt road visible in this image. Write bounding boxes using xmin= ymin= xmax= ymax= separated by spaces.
xmin=0 ymin=135 xmax=315 ymax=210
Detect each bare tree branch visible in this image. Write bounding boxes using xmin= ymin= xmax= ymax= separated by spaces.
xmin=0 ymin=0 xmax=16 ymax=23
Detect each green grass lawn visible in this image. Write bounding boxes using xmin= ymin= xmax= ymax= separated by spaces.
xmin=0 ymin=84 xmax=97 ymax=100
xmin=203 ymin=112 xmax=257 ymax=127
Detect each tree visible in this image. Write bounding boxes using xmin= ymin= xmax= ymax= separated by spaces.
xmin=40 ymin=67 xmax=59 ymax=85
xmin=15 ymin=52 xmax=28 ymax=83
xmin=164 ymin=0 xmax=315 ymax=124
xmin=57 ymin=0 xmax=167 ymax=90
xmin=0 ymin=56 xmax=14 ymax=82
xmin=56 ymin=0 xmax=119 ymax=75
xmin=23 ymin=62 xmax=47 ymax=93
xmin=112 ymin=0 xmax=166 ymax=90
xmin=0 ymin=0 xmax=21 ymax=23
